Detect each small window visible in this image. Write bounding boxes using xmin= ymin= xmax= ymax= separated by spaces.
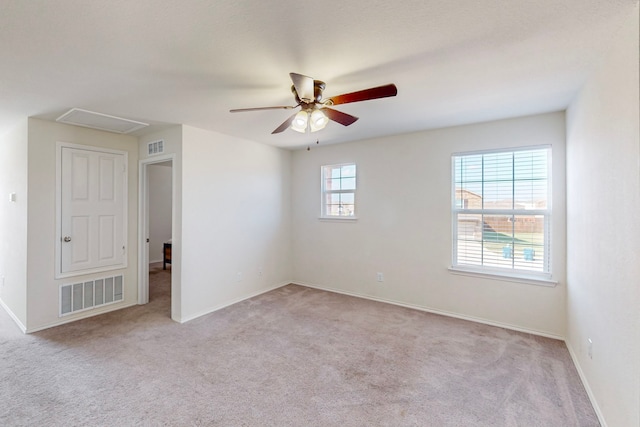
xmin=321 ymin=163 xmax=357 ymax=218
xmin=452 ymin=147 xmax=551 ymax=277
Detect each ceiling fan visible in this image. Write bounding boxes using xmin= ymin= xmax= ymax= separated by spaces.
xmin=230 ymin=73 xmax=398 ymax=134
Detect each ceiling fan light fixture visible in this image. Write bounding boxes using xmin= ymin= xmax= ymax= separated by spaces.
xmin=309 ymin=109 xmax=329 ymax=132
xmin=291 ymin=111 xmax=308 ymax=133
xmin=230 ymin=72 xmax=397 ymax=135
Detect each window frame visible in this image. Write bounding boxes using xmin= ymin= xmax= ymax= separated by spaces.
xmin=450 ymin=146 xmax=554 ymax=284
xmin=320 ymin=162 xmax=357 ymax=220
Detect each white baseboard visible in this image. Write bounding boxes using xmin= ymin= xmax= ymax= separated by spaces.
xmin=0 ymin=297 xmax=27 ymax=333
xmin=177 ymin=281 xmax=291 ymax=324
xmin=25 ymin=301 xmax=138 ymax=333
xmin=565 ymin=341 xmax=607 ymax=427
xmin=292 ymin=281 xmax=565 ymax=341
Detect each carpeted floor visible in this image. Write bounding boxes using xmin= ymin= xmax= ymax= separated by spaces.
xmin=0 ymin=263 xmax=599 ymax=426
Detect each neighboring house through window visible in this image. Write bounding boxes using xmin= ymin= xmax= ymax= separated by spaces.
xmin=321 ymin=163 xmax=356 ymax=218
xmin=452 ymin=146 xmax=551 ymax=278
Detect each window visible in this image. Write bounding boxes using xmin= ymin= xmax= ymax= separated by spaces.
xmin=452 ymin=147 xmax=551 ymax=277
xmin=321 ymin=163 xmax=356 ymax=218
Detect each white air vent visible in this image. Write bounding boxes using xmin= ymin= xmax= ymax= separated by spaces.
xmin=56 ymin=108 xmax=148 ymax=134
xmin=147 ymin=140 xmax=165 ymax=156
xmin=60 ymin=274 xmax=124 ymax=317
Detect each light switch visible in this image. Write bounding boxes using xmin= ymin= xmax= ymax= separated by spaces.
xmin=9 ymin=193 xmax=16 ymax=202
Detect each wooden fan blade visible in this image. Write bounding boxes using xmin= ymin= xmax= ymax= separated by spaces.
xmin=326 ymin=84 xmax=397 ymax=106
xmin=290 ymin=72 xmax=314 ymax=103
xmin=271 ymin=112 xmax=298 ymax=134
xmin=230 ymin=105 xmax=296 ymax=113
xmin=322 ymin=107 xmax=359 ymax=126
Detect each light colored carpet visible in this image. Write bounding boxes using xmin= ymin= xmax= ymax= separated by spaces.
xmin=1 ymin=264 xmax=599 ymax=426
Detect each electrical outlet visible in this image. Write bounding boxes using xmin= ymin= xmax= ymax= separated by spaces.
xmin=236 ymin=272 xmax=243 ymax=282
xmin=376 ymin=272 xmax=384 ymax=282
xmin=588 ymin=338 xmax=593 ymax=359
xmin=258 ymin=268 xmax=263 ymax=277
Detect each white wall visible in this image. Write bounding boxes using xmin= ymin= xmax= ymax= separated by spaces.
xmin=0 ymin=119 xmax=29 ymax=330
xmin=25 ymin=118 xmax=139 ymax=332
xmin=139 ymin=126 xmax=183 ymax=320
xmin=292 ymin=112 xmax=567 ymax=337
xmin=565 ymin=5 xmax=640 ymax=426
xmin=148 ymin=163 xmax=172 ymax=263
xmin=179 ymin=126 xmax=292 ymax=322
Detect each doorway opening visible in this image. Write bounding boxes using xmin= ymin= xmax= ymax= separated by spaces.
xmin=138 ymin=156 xmax=174 ymax=317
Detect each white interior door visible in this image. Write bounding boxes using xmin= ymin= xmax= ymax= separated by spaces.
xmin=60 ymin=146 xmax=126 ymax=275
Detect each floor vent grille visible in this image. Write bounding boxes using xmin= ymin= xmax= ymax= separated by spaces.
xmin=60 ymin=275 xmax=124 ymax=317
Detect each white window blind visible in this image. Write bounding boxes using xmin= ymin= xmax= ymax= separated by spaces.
xmin=321 ymin=163 xmax=356 ymax=217
xmin=452 ymin=147 xmax=551 ymax=276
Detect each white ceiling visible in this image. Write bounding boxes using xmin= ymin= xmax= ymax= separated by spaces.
xmin=0 ymin=0 xmax=636 ymax=149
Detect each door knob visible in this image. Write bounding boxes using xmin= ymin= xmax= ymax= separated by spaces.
xmin=63 ymin=236 xmax=72 ymax=242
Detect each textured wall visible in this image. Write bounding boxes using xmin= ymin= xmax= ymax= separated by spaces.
xmin=565 ymin=4 xmax=640 ymax=426
xmin=179 ymin=126 xmax=292 ymax=322
xmin=0 ymin=119 xmax=29 ymax=329
xmin=292 ymin=112 xmax=567 ymax=337
xmin=25 ymin=118 xmax=139 ymax=331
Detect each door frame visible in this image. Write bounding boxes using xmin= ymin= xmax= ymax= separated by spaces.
xmin=138 ymin=154 xmax=174 ymax=305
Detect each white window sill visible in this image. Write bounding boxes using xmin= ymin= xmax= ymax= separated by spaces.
xmin=448 ymin=266 xmax=558 ymax=287
xmin=318 ymin=216 xmax=358 ymax=222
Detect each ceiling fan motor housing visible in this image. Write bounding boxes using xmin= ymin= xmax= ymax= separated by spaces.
xmin=291 ymin=80 xmax=326 ymax=104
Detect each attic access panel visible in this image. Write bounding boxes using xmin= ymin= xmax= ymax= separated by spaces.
xmin=56 ymin=108 xmax=148 ymax=134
